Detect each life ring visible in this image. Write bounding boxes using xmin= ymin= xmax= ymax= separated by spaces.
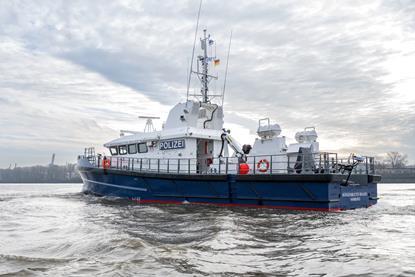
xmin=103 ymin=158 xmax=111 ymax=169
xmin=257 ymin=159 xmax=270 ymax=173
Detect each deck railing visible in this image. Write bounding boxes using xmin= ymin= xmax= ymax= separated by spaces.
xmin=80 ymin=151 xmax=376 ymax=176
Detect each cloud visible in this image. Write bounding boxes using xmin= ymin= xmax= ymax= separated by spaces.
xmin=0 ymin=0 xmax=415 ymax=167
xmin=0 ymin=39 xmax=168 ymax=166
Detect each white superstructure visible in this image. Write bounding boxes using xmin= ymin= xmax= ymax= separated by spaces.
xmin=102 ymin=28 xmax=321 ymax=174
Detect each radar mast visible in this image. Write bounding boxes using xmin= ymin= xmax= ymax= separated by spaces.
xmin=188 ymin=29 xmax=220 ymax=104
xmin=186 ymin=0 xmax=231 ymax=106
xmin=138 ymin=116 xmax=160 ymax=132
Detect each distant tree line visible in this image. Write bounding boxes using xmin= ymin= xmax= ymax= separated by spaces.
xmin=376 ymin=152 xmax=410 ymax=169
xmin=0 ymin=164 xmax=82 ymax=183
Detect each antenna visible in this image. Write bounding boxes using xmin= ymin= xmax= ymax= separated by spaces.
xmin=186 ymin=0 xmax=203 ymax=102
xmin=222 ymin=30 xmax=232 ymax=107
xmin=138 ymin=116 xmax=160 ymax=133
xmin=200 ymin=29 xmax=210 ymax=103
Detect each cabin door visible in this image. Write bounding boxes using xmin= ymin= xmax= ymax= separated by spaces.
xmin=197 ymin=139 xmax=214 ymax=173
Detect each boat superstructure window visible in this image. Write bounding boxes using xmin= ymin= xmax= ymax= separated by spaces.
xmin=119 ymin=145 xmax=127 ymax=155
xmin=109 ymin=146 xmax=118 ymax=156
xmin=138 ymin=143 xmax=148 ymax=153
xmin=128 ymin=144 xmax=137 ymax=154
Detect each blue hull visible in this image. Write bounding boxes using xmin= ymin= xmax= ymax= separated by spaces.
xmin=78 ymin=167 xmax=379 ymax=211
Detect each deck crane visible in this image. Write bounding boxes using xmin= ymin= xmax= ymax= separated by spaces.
xmin=218 ymin=129 xmax=251 ymax=162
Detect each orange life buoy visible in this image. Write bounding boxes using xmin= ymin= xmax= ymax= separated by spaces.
xmin=239 ymin=163 xmax=250 ymax=175
xmin=103 ymin=158 xmax=111 ymax=169
xmin=257 ymin=159 xmax=270 ymax=173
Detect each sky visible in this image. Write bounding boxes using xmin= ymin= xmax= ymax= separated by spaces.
xmin=1 ymin=0 xmax=415 ymax=168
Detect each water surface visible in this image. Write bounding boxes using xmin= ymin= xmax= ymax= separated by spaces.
xmin=0 ymin=183 xmax=414 ymax=276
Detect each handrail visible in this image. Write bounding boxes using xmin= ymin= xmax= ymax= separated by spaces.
xmin=85 ymin=152 xmax=376 ymax=176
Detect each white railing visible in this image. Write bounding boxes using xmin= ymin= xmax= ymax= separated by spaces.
xmin=80 ymin=151 xmax=376 ymax=176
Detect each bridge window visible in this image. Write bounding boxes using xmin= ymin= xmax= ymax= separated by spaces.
xmin=119 ymin=145 xmax=127 ymax=155
xmin=138 ymin=143 xmax=148 ymax=153
xmin=128 ymin=144 xmax=137 ymax=154
xmin=109 ymin=146 xmax=118 ymax=155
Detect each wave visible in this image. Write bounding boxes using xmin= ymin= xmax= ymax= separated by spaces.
xmin=0 ymin=254 xmax=71 ymax=264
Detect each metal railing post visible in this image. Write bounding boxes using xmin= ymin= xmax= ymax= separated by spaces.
xmin=157 ymin=159 xmax=160 ymax=173
xmin=225 ymin=157 xmax=229 ymax=174
xmin=301 ymin=153 xmax=305 ymax=174
xmin=178 ymin=159 xmax=181 ymax=174
xmin=167 ymin=159 xmax=170 ymax=173
xmin=335 ymin=153 xmax=338 ymax=173
xmin=325 ymin=153 xmax=329 ymax=172
xmin=318 ymin=153 xmax=321 ymax=173
xmin=140 ymin=158 xmax=142 ymax=171
xmin=218 ymin=158 xmax=221 ymax=174
xmin=270 ymin=155 xmax=273 ymax=175
xmin=188 ymin=159 xmax=191 ymax=174
xmin=253 ymin=156 xmax=256 ymax=175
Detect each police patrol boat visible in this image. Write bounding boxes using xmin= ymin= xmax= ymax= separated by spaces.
xmin=77 ymin=27 xmax=380 ymax=211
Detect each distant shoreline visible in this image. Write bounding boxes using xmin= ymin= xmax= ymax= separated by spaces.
xmin=378 ymin=179 xmax=415 ymax=184
xmin=0 ymin=164 xmax=81 ymax=184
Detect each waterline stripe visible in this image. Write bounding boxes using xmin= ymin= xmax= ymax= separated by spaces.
xmin=85 ymin=179 xmax=147 ymax=192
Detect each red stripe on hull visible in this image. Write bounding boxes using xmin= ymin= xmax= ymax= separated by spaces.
xmin=129 ymin=198 xmax=341 ymax=212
